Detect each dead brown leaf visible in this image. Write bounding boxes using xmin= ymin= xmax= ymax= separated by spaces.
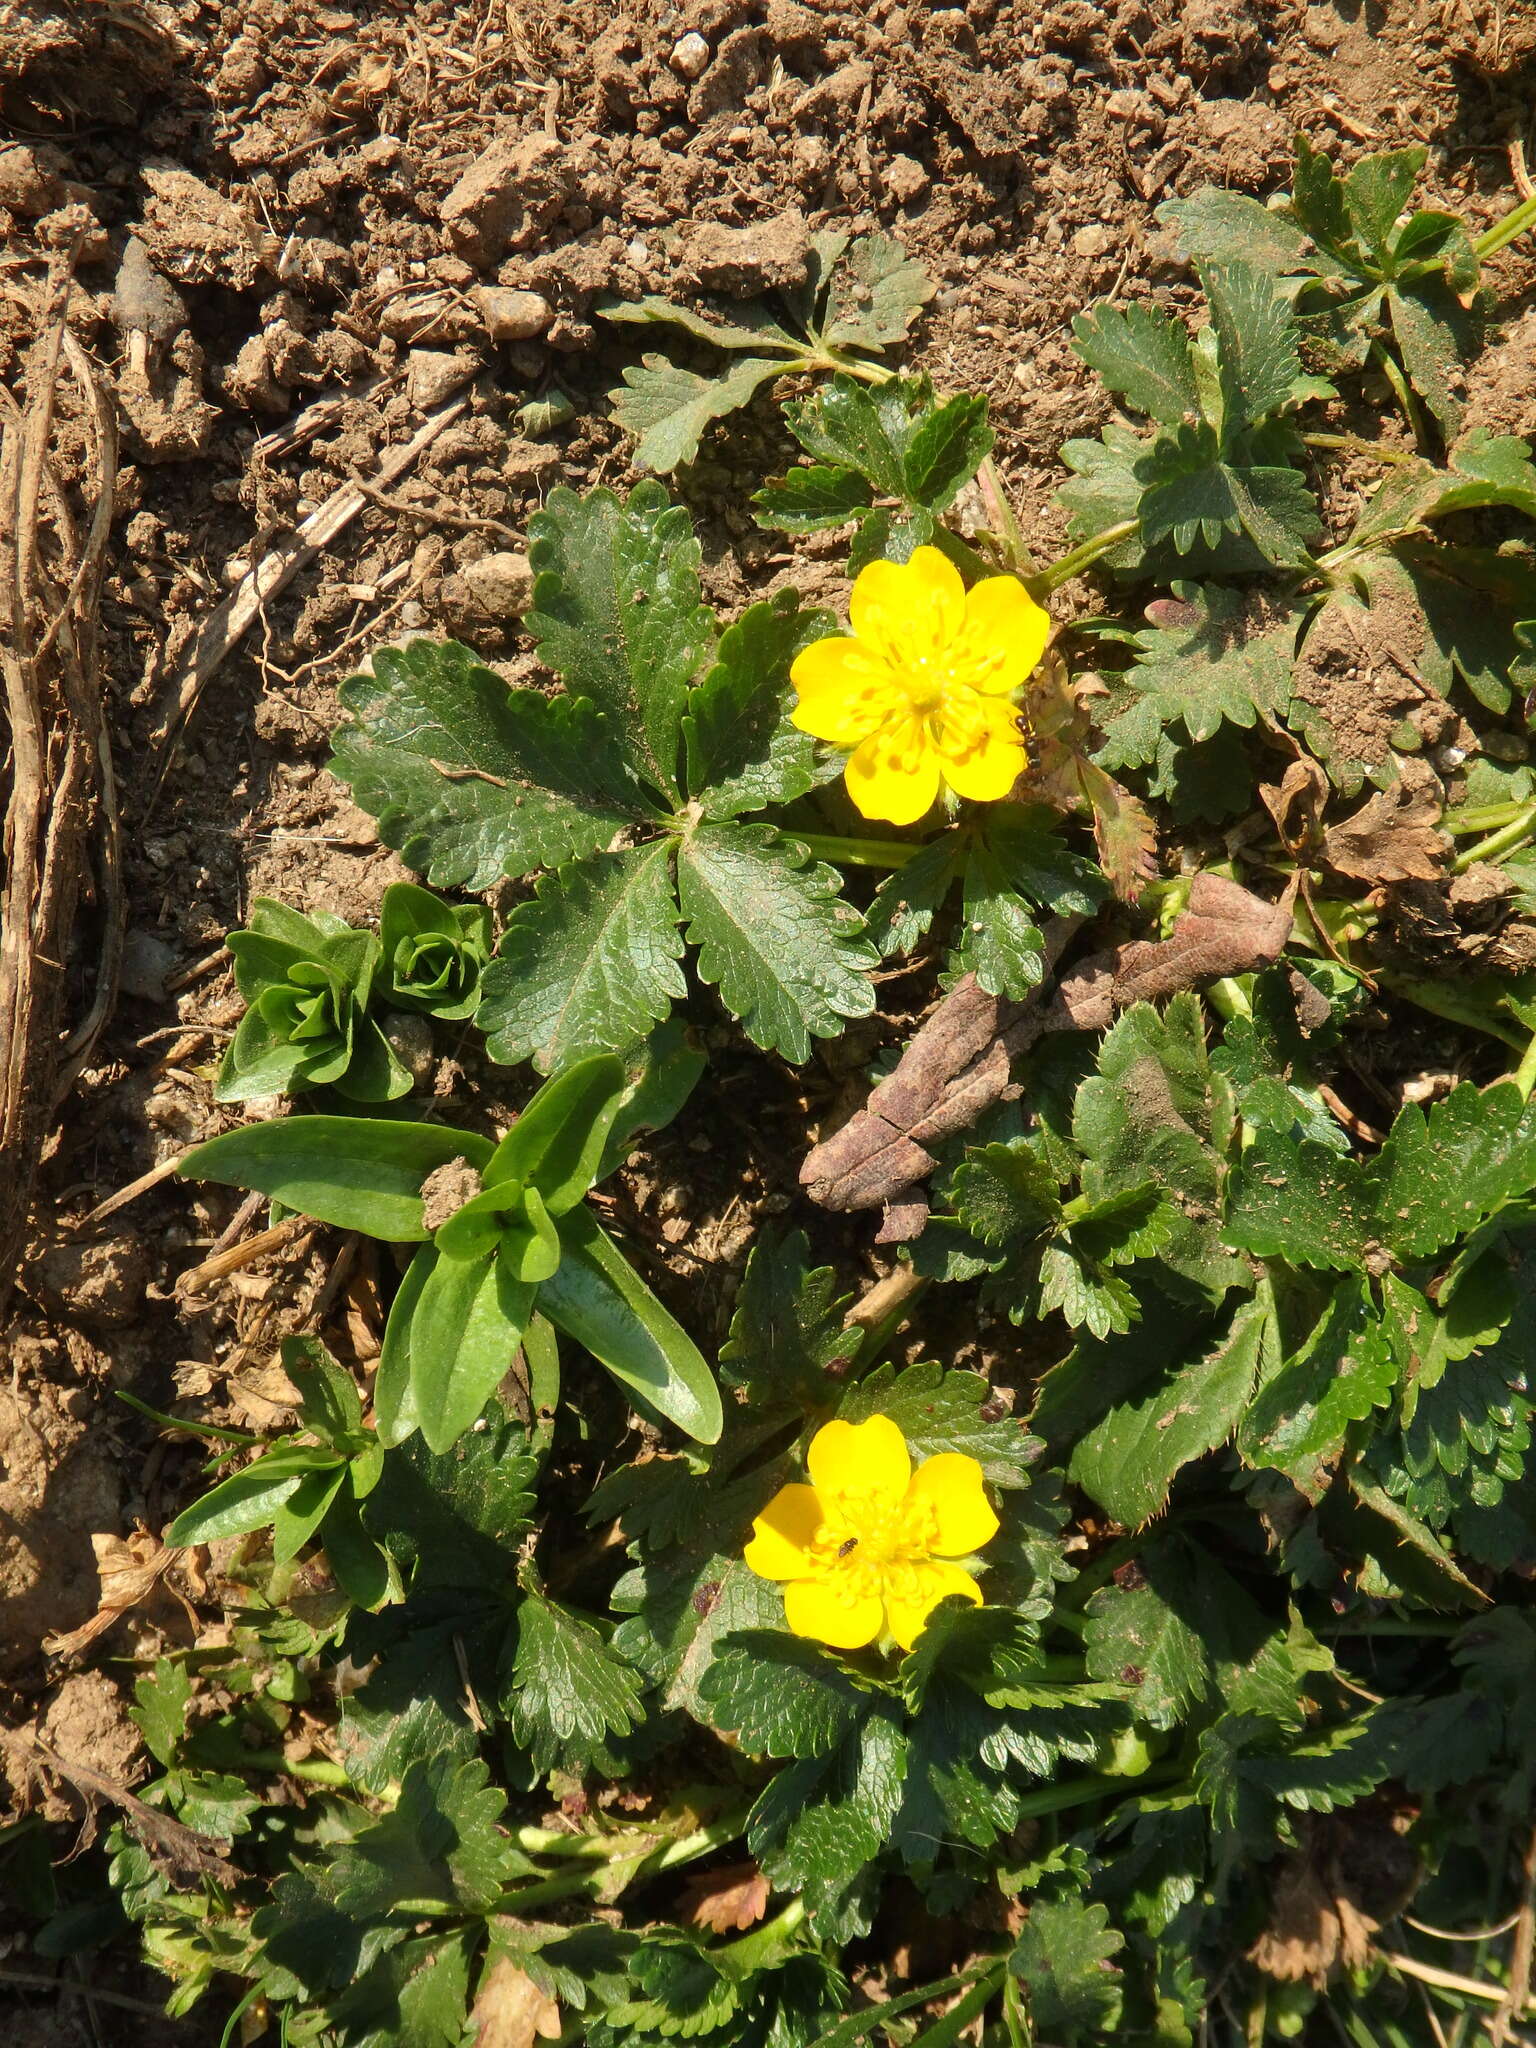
xmin=43 ymin=1527 xmax=179 ymax=1660
xmin=802 ymin=873 xmax=1296 ymax=1229
xmin=682 ymin=1859 xmax=771 ymax=1934
xmin=469 ymin=1955 xmax=561 ymax=2048
xmin=1323 ymin=760 xmax=1448 ymax=884
xmin=1260 ymin=755 xmax=1329 ymax=856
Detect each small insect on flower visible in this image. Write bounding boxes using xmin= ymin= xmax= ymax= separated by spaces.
xmin=789 ymin=544 xmax=1052 ymax=827
xmin=743 ymin=1414 xmax=1000 ymax=1651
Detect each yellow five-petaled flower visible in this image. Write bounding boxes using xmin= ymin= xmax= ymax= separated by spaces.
xmin=743 ymin=1414 xmax=1000 ymax=1652
xmin=789 ymin=545 xmax=1052 ymax=827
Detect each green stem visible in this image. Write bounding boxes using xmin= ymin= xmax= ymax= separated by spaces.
xmin=1446 ymin=801 xmax=1530 ymax=836
xmin=792 ymin=831 xmax=923 ymax=871
xmin=1378 ymin=971 xmax=1528 ymax=1050
xmin=238 ymin=1752 xmax=350 ymax=1786
xmin=723 ymin=1895 xmax=808 ymax=1972
xmin=1012 ymin=1766 xmax=1183 ymax=1822
xmin=1302 ymin=432 xmax=1416 ymax=466
xmin=1452 ymin=803 xmax=1536 ymax=873
xmin=808 ymin=347 xmax=894 ymax=387
xmin=490 ymin=1810 xmax=748 ymax=1914
xmin=1029 ymin=520 xmax=1139 ymax=594
xmin=1370 ymin=339 xmax=1428 ymax=450
xmin=1319 ymin=1615 xmax=1463 ymax=1638
xmin=1205 ymin=975 xmax=1254 ymax=1023
xmin=1512 ymin=1028 xmax=1536 ymax=1103
xmin=1474 ymin=190 xmax=1536 ymax=261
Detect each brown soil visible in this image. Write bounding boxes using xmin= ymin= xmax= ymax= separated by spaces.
xmin=2 ymin=0 xmax=1534 ymax=2038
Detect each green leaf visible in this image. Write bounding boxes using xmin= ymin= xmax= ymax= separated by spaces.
xmin=1071 ymin=1295 xmax=1270 ymax=1523
xmin=1199 ymin=259 xmax=1307 ymax=430
xmin=131 ymin=1660 xmax=192 ymax=1769
xmin=271 ymin=1462 xmax=347 ymax=1564
xmin=950 ymin=1140 xmax=1062 ymax=1247
xmin=719 ymin=1228 xmax=860 ymax=1407
xmin=1388 ymin=277 xmax=1474 ymax=434
xmin=780 ymin=377 xmax=908 ymax=496
xmin=401 ymin=1245 xmax=535 ymax=1455
xmin=330 ymin=1931 xmax=475 ymax=2048
xmin=901 ymin=392 xmax=992 ymax=511
xmin=476 ymin=843 xmax=686 ymax=1074
xmin=1071 ymin=300 xmax=1199 ymax=426
xmin=950 ymin=844 xmax=1046 ymax=998
xmin=1238 ymin=1279 xmax=1399 ymax=1475
xmin=609 ymin=353 xmax=788 ymax=475
xmin=865 ymin=835 xmax=963 ymax=958
xmin=1344 ymin=145 xmax=1426 ymax=259
xmin=839 ymin=1361 xmax=1039 ymax=1488
xmin=506 ymin=1582 xmax=647 ymax=1773
xmin=600 ymin=292 xmax=804 ymax=356
xmin=1099 ymin=584 xmax=1296 ymax=768
xmin=817 ymin=231 xmax=934 ymax=350
xmin=485 ymin=1053 xmax=629 ymax=1213
xmin=178 ymin=1116 xmax=493 ymax=1241
xmin=166 ymin=1444 xmax=337 ymax=1546
xmin=333 ymin=1754 xmax=513 ymax=1916
xmin=1372 ymin=1081 xmax=1536 ymax=1260
xmin=1225 ymin=1129 xmax=1375 ymax=1270
xmin=1009 ymin=1897 xmax=1124 ymax=2039
xmin=1084 ymin=1535 xmax=1269 ymax=1730
xmin=526 ymin=481 xmax=716 ymax=797
xmin=676 ymin=821 xmax=877 ymax=1060
xmin=683 ymin=590 xmax=829 ymax=819
xmin=362 ymin=1409 xmax=537 ymax=1594
xmin=700 ymin=1632 xmax=875 ymax=1758
xmin=537 ymin=1204 xmax=721 ymax=1443
xmin=753 ymin=464 xmax=875 ymax=533
xmin=1157 ymin=189 xmax=1315 ymax=274
xmin=1139 ymin=434 xmax=1321 ymax=568
xmin=333 ymin=638 xmax=646 ymax=891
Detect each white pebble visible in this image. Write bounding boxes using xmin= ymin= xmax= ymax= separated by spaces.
xmin=670 ymin=31 xmax=710 ymax=78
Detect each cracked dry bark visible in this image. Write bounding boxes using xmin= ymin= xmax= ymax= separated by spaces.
xmin=801 ymin=872 xmax=1298 ymax=1240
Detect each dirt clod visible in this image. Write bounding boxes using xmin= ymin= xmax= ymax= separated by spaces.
xmin=684 ymin=209 xmax=812 ymax=297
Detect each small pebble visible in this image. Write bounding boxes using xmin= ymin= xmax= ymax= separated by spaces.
xmin=670 ymin=31 xmax=710 ymax=78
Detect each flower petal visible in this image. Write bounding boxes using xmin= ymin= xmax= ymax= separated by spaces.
xmin=807 ymin=1415 xmax=911 ymax=1507
xmin=952 ymin=576 xmax=1053 ymax=694
xmin=844 ymin=720 xmax=942 ymax=826
xmin=883 ymin=1559 xmax=983 ymax=1652
xmin=743 ymin=1483 xmax=824 ymax=1581
xmin=937 ymin=697 xmax=1027 ymax=804
xmin=849 ymin=546 xmax=965 ymax=665
xmin=908 ymin=1453 xmax=1000 ymax=1558
xmin=790 ymin=636 xmax=902 ymax=746
xmin=784 ymin=1576 xmax=885 ymax=1649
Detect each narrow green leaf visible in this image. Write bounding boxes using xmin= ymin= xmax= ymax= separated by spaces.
xmin=485 ymin=1052 xmax=629 ymax=1212
xmin=271 ymin=1463 xmax=347 ymax=1565
xmin=178 ymin=1117 xmax=494 ymax=1240
xmin=403 ymin=1246 xmax=535 ymax=1455
xmin=539 ymin=1205 xmax=721 ymax=1443
xmin=375 ymin=1244 xmax=434 ymax=1447
xmin=333 ymin=639 xmax=647 ymax=891
xmin=676 ymin=821 xmax=877 ymax=1060
xmin=476 ymin=844 xmax=686 ymax=1075
xmin=167 ymin=1445 xmax=336 ymax=1546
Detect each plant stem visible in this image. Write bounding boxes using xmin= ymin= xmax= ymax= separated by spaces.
xmin=792 ymin=831 xmax=923 ymax=870
xmin=1446 ymin=802 xmax=1531 ymax=836
xmin=239 ymin=1752 xmax=350 ymax=1786
xmin=1370 ymin=340 xmax=1428 ymax=451
xmin=1474 ymin=190 xmax=1536 ymax=261
xmin=1205 ymin=976 xmax=1254 ymax=1023
xmin=724 ymin=1895 xmax=808 ymax=1971
xmin=1452 ymin=803 xmax=1536 ymax=873
xmin=1029 ymin=520 xmax=1139 ymax=594
xmin=1512 ymin=1028 xmax=1536 ymax=1104
xmin=1302 ymin=432 xmax=1417 ymax=466
xmin=1012 ymin=1766 xmax=1183 ymax=1822
xmin=491 ymin=1810 xmax=748 ymax=1914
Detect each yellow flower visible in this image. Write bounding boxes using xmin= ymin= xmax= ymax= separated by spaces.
xmin=743 ymin=1415 xmax=1000 ymax=1652
xmin=789 ymin=545 xmax=1051 ymax=827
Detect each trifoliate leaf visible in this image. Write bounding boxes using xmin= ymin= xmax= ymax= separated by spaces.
xmin=609 ymin=353 xmax=789 ymax=476
xmin=333 ymin=638 xmax=647 ymax=891
xmin=1009 ymin=1897 xmax=1124 ymax=2038
xmin=477 ymin=843 xmax=686 ymax=1073
xmin=505 ymin=1585 xmax=647 ymax=1774
xmin=526 ymin=481 xmax=716 ymax=796
xmin=683 ymin=590 xmax=829 ymax=819
xmin=1099 ymin=584 xmax=1297 ymax=769
xmin=839 ymin=1360 xmax=1039 ymax=1488
xmin=333 ymin=1754 xmax=513 ymax=1916
xmin=676 ymin=821 xmax=877 ymax=1060
xmin=699 ymin=1632 xmax=875 ymax=1759
xmin=818 ymin=231 xmax=934 ymax=351
xmin=1071 ymin=1294 xmax=1271 ymax=1524
xmin=1071 ymin=300 xmax=1200 ymax=427
xmin=718 ymin=1229 xmax=859 ymax=1407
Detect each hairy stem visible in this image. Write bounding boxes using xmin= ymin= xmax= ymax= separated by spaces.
xmin=1031 ymin=520 xmax=1140 ymax=594
xmin=1474 ymin=190 xmax=1536 ymax=261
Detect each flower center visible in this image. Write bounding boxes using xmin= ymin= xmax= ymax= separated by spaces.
xmin=807 ymin=1487 xmax=940 ymax=1601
